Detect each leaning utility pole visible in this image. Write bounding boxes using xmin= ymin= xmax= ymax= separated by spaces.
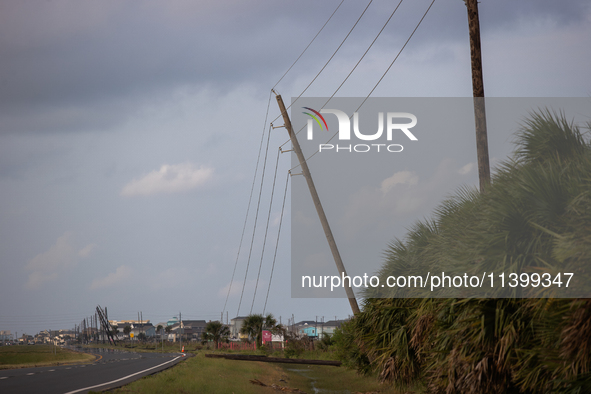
xmin=465 ymin=0 xmax=490 ymax=192
xmin=275 ymin=92 xmax=360 ymax=315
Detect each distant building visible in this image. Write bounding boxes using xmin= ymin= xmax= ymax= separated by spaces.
xmin=182 ymin=320 xmax=207 ymax=341
xmin=230 ymin=317 xmax=248 ymax=339
xmin=109 ymin=319 xmax=151 ymax=327
xmin=294 ymin=319 xmax=347 ymax=339
xmin=130 ymin=323 xmax=155 ymax=338
xmin=318 ymin=320 xmax=346 ymax=339
xmin=167 ymin=320 xmax=208 ymax=342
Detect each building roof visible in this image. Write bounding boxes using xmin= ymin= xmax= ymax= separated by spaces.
xmin=294 ymin=321 xmax=317 ymax=327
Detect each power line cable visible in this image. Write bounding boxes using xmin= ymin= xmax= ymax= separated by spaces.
xmin=263 ymin=171 xmax=290 ymax=316
xmin=271 ymin=0 xmax=374 ymax=124
xmin=250 ymin=147 xmax=282 ymax=314
xmin=222 ymin=91 xmax=273 ymax=318
xmin=293 ymin=0 xmax=437 ymax=168
xmin=279 ymin=0 xmax=405 ymax=151
xmin=236 ymin=123 xmax=274 ymax=317
xmin=273 ymin=0 xmax=345 ymax=90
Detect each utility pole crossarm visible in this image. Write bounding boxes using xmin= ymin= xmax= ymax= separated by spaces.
xmin=275 ymin=93 xmax=360 ymax=315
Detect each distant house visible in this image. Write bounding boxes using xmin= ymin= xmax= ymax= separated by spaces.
xmin=294 ymin=320 xmax=347 ymax=339
xmin=300 ymin=325 xmax=318 ymax=338
xmin=166 ymin=320 xmax=208 ymax=342
xmin=130 ymin=323 xmax=155 ymax=338
xmin=1 ymin=330 xmax=12 ymax=341
xmin=230 ymin=317 xmax=249 ymax=339
xmin=318 ymin=320 xmax=345 ymax=339
xmin=293 ymin=321 xmax=316 ymax=337
xmin=180 ymin=320 xmax=207 ymax=341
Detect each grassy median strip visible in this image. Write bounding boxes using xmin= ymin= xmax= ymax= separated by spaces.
xmin=0 ymin=345 xmax=95 ymax=369
xmin=110 ymin=352 xmax=413 ymax=393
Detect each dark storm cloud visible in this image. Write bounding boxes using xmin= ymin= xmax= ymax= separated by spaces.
xmin=0 ymin=0 xmax=358 ymax=132
xmin=0 ymin=0 xmax=588 ymax=133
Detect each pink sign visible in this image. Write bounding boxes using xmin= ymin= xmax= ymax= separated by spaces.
xmin=262 ymin=330 xmax=272 ymax=343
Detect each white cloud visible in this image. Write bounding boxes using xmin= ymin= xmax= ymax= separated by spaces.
xmin=341 ymin=158 xmax=462 ymax=238
xmin=458 ymin=162 xmax=475 ymax=175
xmin=25 ymin=232 xmax=95 ymax=290
xmin=380 ymin=170 xmax=419 ymax=195
xmin=121 ymin=163 xmax=213 ymax=197
xmin=78 ymin=243 xmax=97 ymax=258
xmin=90 ymin=265 xmax=132 ymax=290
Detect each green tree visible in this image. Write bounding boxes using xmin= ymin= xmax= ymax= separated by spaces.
xmin=240 ymin=314 xmax=278 ymax=348
xmin=202 ymin=321 xmax=230 ymax=348
xmin=123 ymin=325 xmax=131 ymax=340
xmin=339 ymin=111 xmax=591 ymax=393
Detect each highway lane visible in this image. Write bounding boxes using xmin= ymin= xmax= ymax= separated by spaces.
xmin=0 ymin=347 xmax=187 ymax=394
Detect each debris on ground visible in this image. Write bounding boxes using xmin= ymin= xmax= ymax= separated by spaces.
xmin=248 ymin=379 xmax=307 ymax=393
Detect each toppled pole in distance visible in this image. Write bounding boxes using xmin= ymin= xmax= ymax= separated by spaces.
xmin=275 ymin=92 xmax=360 ymax=315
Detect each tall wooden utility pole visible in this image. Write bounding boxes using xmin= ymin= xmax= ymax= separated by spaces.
xmin=275 ymin=92 xmax=360 ymax=315
xmin=465 ymin=0 xmax=490 ymax=192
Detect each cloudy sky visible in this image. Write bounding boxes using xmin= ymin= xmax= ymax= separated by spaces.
xmin=1 ymin=0 xmax=590 ymax=336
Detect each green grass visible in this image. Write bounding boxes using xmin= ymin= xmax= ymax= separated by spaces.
xmin=0 ymin=345 xmax=95 ymax=369
xmin=110 ymin=351 xmax=415 ymax=394
xmin=283 ymin=363 xmax=423 ymax=393
xmin=82 ymin=341 xmax=200 ymax=354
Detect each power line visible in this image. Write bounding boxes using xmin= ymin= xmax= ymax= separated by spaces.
xmin=222 ymin=91 xmax=273 ymax=318
xmin=250 ymin=147 xmax=283 ymax=314
xmin=279 ymin=0 xmax=406 ymax=151
xmin=263 ymin=171 xmax=290 ymax=316
xmin=236 ymin=123 xmax=274 ymax=317
xmin=356 ymin=0 xmax=437 ymax=110
xmin=273 ymin=0 xmax=345 ymax=90
xmin=272 ymin=0 xmax=374 ymax=124
xmin=295 ymin=0 xmax=437 ymax=168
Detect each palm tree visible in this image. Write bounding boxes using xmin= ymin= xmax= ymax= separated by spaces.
xmin=123 ymin=325 xmax=131 ymax=341
xmin=202 ymin=321 xmax=230 ymax=349
xmin=240 ymin=314 xmax=278 ymax=348
xmin=342 ymin=111 xmax=591 ymax=393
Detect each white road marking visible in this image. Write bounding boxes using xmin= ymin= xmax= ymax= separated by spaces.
xmin=27 ymin=373 xmax=35 ymax=375
xmin=63 ymin=356 xmax=182 ymax=394
xmin=1 ymin=376 xmax=8 ymax=379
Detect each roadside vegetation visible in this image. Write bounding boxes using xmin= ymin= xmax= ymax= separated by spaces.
xmin=335 ymin=111 xmax=591 ymax=393
xmin=0 ymin=345 xmax=95 ymax=369
xmin=110 ymin=351 xmax=410 ymax=394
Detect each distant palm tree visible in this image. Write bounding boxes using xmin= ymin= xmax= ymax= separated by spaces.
xmin=123 ymin=325 xmax=131 ymax=341
xmin=240 ymin=314 xmax=278 ymax=348
xmin=202 ymin=321 xmax=230 ymax=348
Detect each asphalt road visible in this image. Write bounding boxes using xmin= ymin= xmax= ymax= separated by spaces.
xmin=0 ymin=347 xmax=187 ymax=394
